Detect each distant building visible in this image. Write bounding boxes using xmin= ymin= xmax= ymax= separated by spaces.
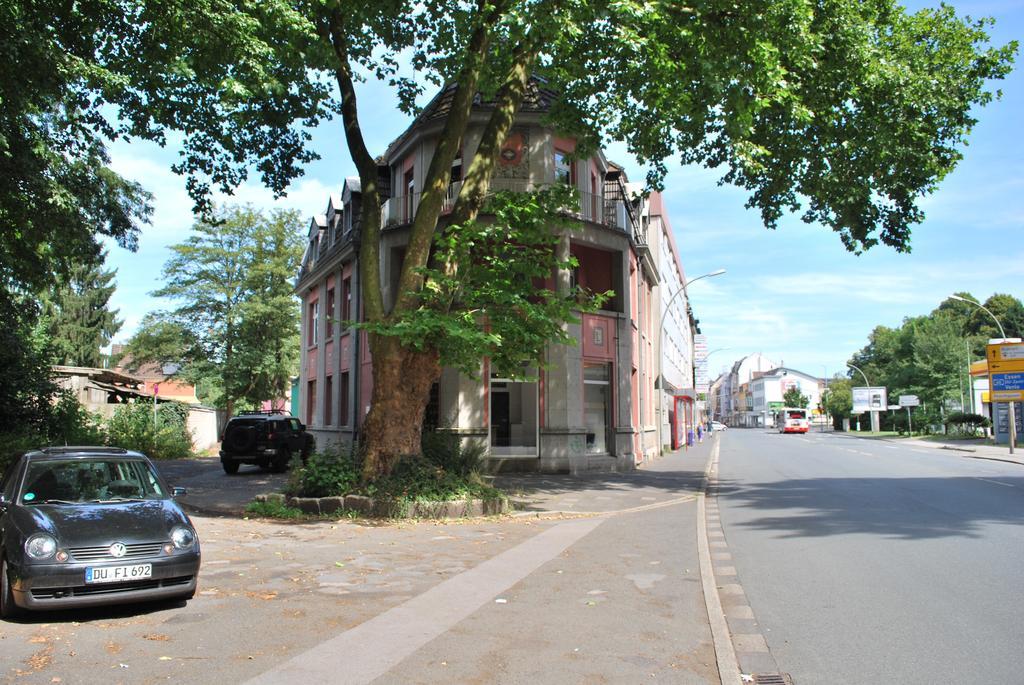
xmin=747 ymin=367 xmax=824 ymax=428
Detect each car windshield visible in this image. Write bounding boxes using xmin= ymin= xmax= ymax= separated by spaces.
xmin=20 ymin=459 xmax=165 ymax=504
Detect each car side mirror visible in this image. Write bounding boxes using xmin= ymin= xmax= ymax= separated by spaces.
xmin=172 ymin=487 xmax=187 ymax=497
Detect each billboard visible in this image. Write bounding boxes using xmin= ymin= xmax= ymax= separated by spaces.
xmin=852 ymin=387 xmax=887 ymax=413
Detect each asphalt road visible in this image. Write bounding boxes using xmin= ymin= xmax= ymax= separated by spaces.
xmin=716 ymin=429 xmax=1024 ymax=685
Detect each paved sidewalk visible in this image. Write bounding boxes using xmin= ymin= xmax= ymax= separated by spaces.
xmin=157 ymin=439 xmax=719 ymax=518
xmin=494 ymin=437 xmax=715 ymax=515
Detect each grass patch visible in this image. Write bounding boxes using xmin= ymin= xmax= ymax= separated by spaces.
xmin=244 ymin=499 xmax=306 ymax=519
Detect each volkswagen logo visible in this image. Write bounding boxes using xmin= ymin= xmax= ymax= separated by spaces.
xmin=109 ymin=542 xmax=127 ymax=558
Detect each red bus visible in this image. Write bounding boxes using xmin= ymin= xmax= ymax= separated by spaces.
xmin=776 ymin=408 xmax=809 ymax=434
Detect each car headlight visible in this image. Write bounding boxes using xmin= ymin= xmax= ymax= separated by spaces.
xmin=170 ymin=526 xmax=196 ymax=550
xmin=25 ymin=534 xmax=58 ymax=560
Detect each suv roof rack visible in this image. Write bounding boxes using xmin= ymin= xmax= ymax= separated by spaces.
xmin=39 ymin=446 xmax=131 ymax=455
xmin=235 ymin=409 xmax=291 ymax=417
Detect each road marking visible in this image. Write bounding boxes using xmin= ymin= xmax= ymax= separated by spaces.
xmin=884 ymin=445 xmax=899 ymax=450
xmin=974 ymin=477 xmax=1015 ymax=488
xmin=245 ymin=517 xmax=605 ymax=685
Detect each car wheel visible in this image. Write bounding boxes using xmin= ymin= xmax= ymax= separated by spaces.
xmin=222 ymin=460 xmax=240 ymax=475
xmin=1 ymin=558 xmax=22 ymax=620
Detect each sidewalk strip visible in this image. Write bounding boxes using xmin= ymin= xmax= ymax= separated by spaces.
xmin=244 ymin=517 xmax=605 ymax=685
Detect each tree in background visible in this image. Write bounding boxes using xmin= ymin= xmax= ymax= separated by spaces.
xmin=822 ymin=377 xmax=853 ymax=429
xmin=847 ymin=293 xmax=1024 ymax=426
xmin=783 ymin=386 xmax=810 ymax=409
xmin=1 ymin=0 xmax=1016 ymax=478
xmin=39 ymin=251 xmax=122 ymax=367
xmin=123 ymin=206 xmax=304 ymax=416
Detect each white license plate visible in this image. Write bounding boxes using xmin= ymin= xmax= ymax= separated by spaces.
xmin=85 ymin=564 xmax=153 ymax=584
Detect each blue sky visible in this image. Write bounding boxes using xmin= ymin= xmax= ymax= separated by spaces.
xmin=104 ymin=0 xmax=1023 ymax=382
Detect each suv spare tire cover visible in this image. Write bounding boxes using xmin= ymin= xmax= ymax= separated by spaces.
xmin=227 ymin=425 xmax=257 ymax=452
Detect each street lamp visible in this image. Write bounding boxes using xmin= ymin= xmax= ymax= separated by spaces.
xmin=846 ymin=363 xmax=879 ymax=433
xmin=950 ymin=294 xmax=1016 ymax=454
xmin=657 ymin=269 xmax=726 ymax=451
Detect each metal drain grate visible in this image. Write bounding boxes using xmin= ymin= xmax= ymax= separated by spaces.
xmin=752 ymin=675 xmax=792 ymax=685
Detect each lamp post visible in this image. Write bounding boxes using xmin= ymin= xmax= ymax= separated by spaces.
xmin=950 ymin=295 xmax=1015 ymax=453
xmin=657 ymin=269 xmax=726 ymax=452
xmin=847 ymin=362 xmax=879 ymax=433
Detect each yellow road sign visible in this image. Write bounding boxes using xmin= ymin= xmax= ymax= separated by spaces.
xmin=988 ymin=342 xmax=1024 ymax=362
xmin=992 ymin=389 xmax=1024 ymax=402
xmin=990 ymin=359 xmax=1024 ymax=374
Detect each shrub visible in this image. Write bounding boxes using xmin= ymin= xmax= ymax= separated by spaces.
xmin=106 ymin=403 xmax=194 ymax=459
xmin=421 ymin=430 xmax=485 ymax=477
xmin=362 ymin=455 xmax=502 ymax=504
xmin=286 ymin=446 xmax=361 ymax=498
xmin=50 ymin=392 xmax=108 ymax=445
xmin=944 ymin=412 xmax=990 ymax=436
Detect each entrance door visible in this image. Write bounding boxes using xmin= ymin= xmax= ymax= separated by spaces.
xmin=491 ymin=388 xmax=511 ymax=447
xmin=489 ymin=371 xmax=538 ymax=456
xmin=584 ymin=363 xmax=613 ymax=454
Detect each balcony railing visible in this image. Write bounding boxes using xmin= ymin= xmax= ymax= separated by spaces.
xmin=382 ymin=180 xmax=641 ymax=240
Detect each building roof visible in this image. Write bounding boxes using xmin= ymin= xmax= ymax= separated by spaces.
xmin=382 ymin=76 xmax=560 ymax=162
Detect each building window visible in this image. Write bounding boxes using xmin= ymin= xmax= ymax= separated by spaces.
xmin=584 ymin=363 xmax=613 ymax=454
xmin=451 ymin=155 xmax=462 ymax=183
xmin=341 ymin=276 xmax=351 ymax=323
xmin=340 ymin=372 xmax=350 ymax=427
xmin=324 ymin=375 xmax=333 ymax=427
xmin=306 ymin=380 xmax=316 ymax=426
xmin=554 ymin=149 xmax=574 ymax=185
xmin=326 ymin=287 xmax=335 ymax=336
xmin=404 ymin=168 xmax=415 ymax=221
xmin=308 ymin=300 xmax=319 ymax=346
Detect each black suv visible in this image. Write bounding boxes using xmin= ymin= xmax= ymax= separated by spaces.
xmin=218 ymin=411 xmax=315 ymax=475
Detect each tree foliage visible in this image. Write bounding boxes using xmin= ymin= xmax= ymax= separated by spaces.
xmin=122 ymin=206 xmax=304 ymax=413
xmin=783 ymin=386 xmax=810 ymax=409
xmin=847 ymin=292 xmax=1024 ymax=416
xmin=39 ymin=251 xmax=123 ymax=367
xmin=2 ymin=0 xmax=1016 ymax=475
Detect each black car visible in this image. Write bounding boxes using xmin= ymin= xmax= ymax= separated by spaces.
xmin=219 ymin=410 xmax=315 ymax=474
xmin=0 ymin=447 xmax=201 ymax=618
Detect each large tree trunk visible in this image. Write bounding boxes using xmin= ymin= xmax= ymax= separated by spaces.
xmin=360 ymin=335 xmax=442 ymax=481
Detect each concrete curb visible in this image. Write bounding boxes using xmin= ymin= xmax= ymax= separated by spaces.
xmin=696 ymin=437 xmax=743 ymax=685
xmin=253 ymin=492 xmax=511 ymax=519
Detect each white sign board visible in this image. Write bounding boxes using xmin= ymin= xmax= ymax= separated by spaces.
xmin=899 ymin=395 xmax=920 ymax=407
xmin=694 ymin=334 xmax=709 ymax=393
xmin=852 ymin=387 xmax=888 ymax=413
